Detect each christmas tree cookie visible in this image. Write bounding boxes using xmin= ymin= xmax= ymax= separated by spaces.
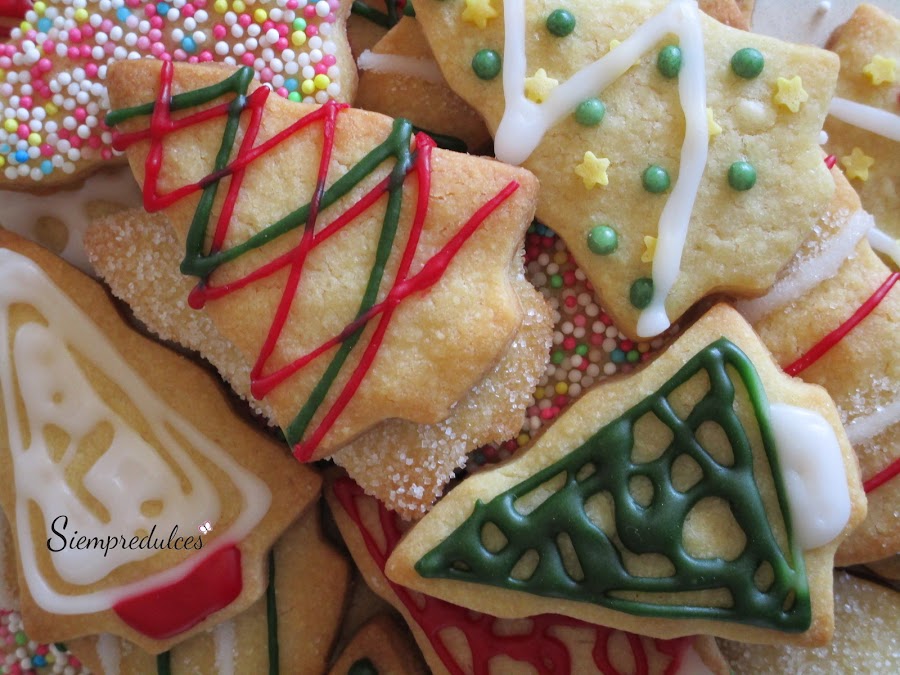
xmin=825 ymin=4 xmax=900 ymax=241
xmin=66 ymin=502 xmax=351 ymax=675
xmin=387 ymin=305 xmax=866 ymax=646
xmin=413 ymin=0 xmax=839 ymax=339
xmin=0 ymin=229 xmax=319 ymax=653
xmin=327 ymin=475 xmax=729 ymax=675
xmin=95 ymin=59 xmax=551 ymax=515
xmin=739 ymin=170 xmax=900 ymax=566
xmin=0 ymin=0 xmax=356 ymax=189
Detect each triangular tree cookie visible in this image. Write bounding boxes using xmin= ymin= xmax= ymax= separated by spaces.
xmin=387 ymin=305 xmax=866 ymax=646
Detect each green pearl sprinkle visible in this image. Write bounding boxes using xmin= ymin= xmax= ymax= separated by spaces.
xmin=574 ymin=98 xmax=606 ymax=126
xmin=730 ymin=47 xmax=764 ymax=79
xmin=587 ymin=225 xmax=618 ymax=255
xmin=630 ymin=278 xmax=654 ymax=309
xmin=657 ymin=45 xmax=682 ymax=79
xmin=642 ymin=165 xmax=671 ymax=193
xmin=728 ymin=161 xmax=757 ymax=191
xmin=472 ymin=49 xmax=501 ymax=80
xmin=550 ymin=274 xmax=563 ymax=288
xmin=546 ymin=9 xmax=576 ymax=37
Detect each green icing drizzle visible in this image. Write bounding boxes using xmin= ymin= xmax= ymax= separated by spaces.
xmin=156 ymin=650 xmax=171 ymax=675
xmin=416 ymin=339 xmax=810 ymax=632
xmin=348 ymin=657 xmax=380 ymax=675
xmin=351 ymin=0 xmax=414 ymax=28
xmin=266 ymin=550 xmax=279 ymax=675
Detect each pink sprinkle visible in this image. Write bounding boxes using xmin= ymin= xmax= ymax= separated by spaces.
xmin=322 ymin=54 xmax=336 ymax=67
xmin=69 ymin=27 xmax=82 ymax=42
xmin=145 ymin=3 xmax=157 ymax=17
xmin=15 ymin=124 xmax=27 ymax=137
xmin=82 ymin=44 xmax=94 ymax=57
xmin=74 ymin=108 xmax=86 ymax=122
xmin=182 ymin=4 xmax=195 ymax=17
xmin=173 ymin=48 xmax=187 ymax=60
xmin=40 ymin=144 xmax=53 ymax=157
xmin=40 ymin=40 xmax=53 ymax=53
xmin=276 ymin=86 xmax=288 ymax=97
xmin=148 ymin=28 xmax=162 ymax=41
xmin=277 ymin=24 xmax=288 ymax=37
xmin=67 ymin=46 xmax=79 ymax=59
xmin=150 ymin=42 xmax=165 ymax=57
xmin=314 ymin=63 xmax=326 ymax=75
xmin=260 ymin=66 xmax=273 ymax=80
xmin=187 ymin=55 xmax=198 ymax=63
xmin=326 ymin=12 xmax=335 ymax=23
xmin=241 ymin=52 xmax=254 ymax=66
xmin=262 ymin=20 xmax=274 ymax=31
xmin=212 ymin=24 xmax=226 ymax=39
xmin=19 ymin=96 xmax=32 ymax=109
xmin=85 ymin=62 xmax=98 ymax=77
xmin=275 ymin=37 xmax=288 ymax=50
xmin=0 ymin=57 xmax=10 ymax=69
xmin=38 ymin=57 xmax=52 ymax=72
xmin=303 ymin=5 xmax=315 ymax=18
xmin=328 ymin=0 xmax=340 ymax=9
xmin=82 ymin=24 xmax=94 ymax=39
xmin=286 ymin=0 xmax=299 ymax=8
xmin=238 ymin=13 xmax=251 ymax=27
xmin=88 ymin=135 xmax=101 ymax=148
xmin=101 ymin=147 xmax=113 ymax=159
xmin=150 ymin=15 xmax=164 ymax=29
xmin=69 ymin=657 xmax=82 ymax=669
xmin=199 ymin=50 xmax=213 ymax=62
xmin=100 ymin=19 xmax=113 ymax=32
xmin=137 ymin=35 xmax=151 ymax=50
xmin=35 ymin=645 xmax=48 ymax=656
xmin=305 ymin=24 xmax=317 ymax=37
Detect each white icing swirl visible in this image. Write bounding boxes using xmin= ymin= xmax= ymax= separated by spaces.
xmin=829 ymin=97 xmax=900 ymax=143
xmin=0 ymin=248 xmax=271 ymax=614
xmin=845 ymin=395 xmax=900 ymax=445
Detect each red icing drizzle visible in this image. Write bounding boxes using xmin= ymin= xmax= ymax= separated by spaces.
xmin=332 ymin=478 xmax=692 ymax=675
xmin=112 ymin=62 xmax=518 ymax=460
xmin=113 ymin=544 xmax=242 ymax=640
xmin=783 ymin=272 xmax=900 ymax=494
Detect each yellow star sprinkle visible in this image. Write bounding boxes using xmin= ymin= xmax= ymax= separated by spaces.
xmin=863 ymin=55 xmax=897 ymax=86
xmin=773 ymin=76 xmax=809 ymax=113
xmin=525 ymin=68 xmax=559 ymax=103
xmin=641 ymin=236 xmax=658 ymax=263
xmin=461 ymin=0 xmax=497 ymax=29
xmin=841 ymin=147 xmax=875 ymax=181
xmin=706 ymin=107 xmax=722 ymax=137
xmin=574 ymin=152 xmax=610 ymax=189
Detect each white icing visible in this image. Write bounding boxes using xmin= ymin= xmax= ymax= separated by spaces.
xmin=96 ymin=634 xmax=121 ymax=675
xmin=868 ymin=226 xmax=900 ymax=268
xmin=213 ymin=619 xmax=237 ymax=675
xmin=357 ymin=50 xmax=444 ymax=85
xmin=768 ymin=403 xmax=851 ymax=550
xmin=674 ymin=645 xmax=715 ymax=675
xmin=496 ymin=0 xmax=708 ymax=337
xmin=845 ymin=395 xmax=900 ymax=445
xmin=736 ymin=210 xmax=874 ymax=323
xmin=829 ymin=97 xmax=900 ymax=143
xmin=0 ymin=169 xmax=142 ymax=273
xmin=0 ymin=248 xmax=272 ymax=614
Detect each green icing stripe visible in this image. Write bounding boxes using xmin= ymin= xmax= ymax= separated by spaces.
xmin=351 ymin=0 xmax=414 ymax=27
xmin=416 ymin=338 xmax=810 ymax=631
xmin=266 ymin=550 xmax=279 ymax=675
xmin=156 ymin=650 xmax=171 ymax=675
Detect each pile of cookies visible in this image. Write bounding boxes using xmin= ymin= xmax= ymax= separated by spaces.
xmin=0 ymin=0 xmax=897 ymax=673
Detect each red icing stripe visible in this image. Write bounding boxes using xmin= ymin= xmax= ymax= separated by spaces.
xmin=113 ymin=545 xmax=242 ymax=640
xmin=864 ymin=458 xmax=900 ymax=494
xmin=332 ymin=478 xmax=690 ymax=675
xmin=784 ymin=272 xmax=899 ymax=376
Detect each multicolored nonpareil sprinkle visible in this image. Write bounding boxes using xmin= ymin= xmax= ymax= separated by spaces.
xmin=0 ymin=0 xmax=346 ymax=182
xmin=469 ymin=223 xmax=678 ymax=468
xmin=0 ymin=610 xmax=89 ymax=675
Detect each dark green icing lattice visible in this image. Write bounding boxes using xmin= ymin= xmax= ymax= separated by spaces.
xmin=416 ymin=338 xmax=810 ymax=631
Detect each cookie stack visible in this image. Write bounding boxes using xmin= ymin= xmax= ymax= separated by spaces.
xmin=0 ymin=0 xmax=897 ymax=673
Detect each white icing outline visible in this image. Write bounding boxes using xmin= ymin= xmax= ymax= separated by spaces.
xmin=845 ymin=395 xmax=900 ymax=445
xmin=829 ymin=97 xmax=900 ymax=143
xmin=214 ymin=619 xmax=237 ymax=675
xmin=495 ymin=0 xmax=708 ymax=337
xmin=0 ymin=169 xmax=142 ymax=273
xmin=0 ymin=248 xmax=271 ymax=614
xmin=736 ymin=210 xmax=874 ymax=323
xmin=357 ymin=50 xmax=445 ymax=85
xmin=868 ymin=227 xmax=900 ymax=268
xmin=96 ymin=634 xmax=121 ymax=675
xmin=769 ymin=403 xmax=851 ymax=550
